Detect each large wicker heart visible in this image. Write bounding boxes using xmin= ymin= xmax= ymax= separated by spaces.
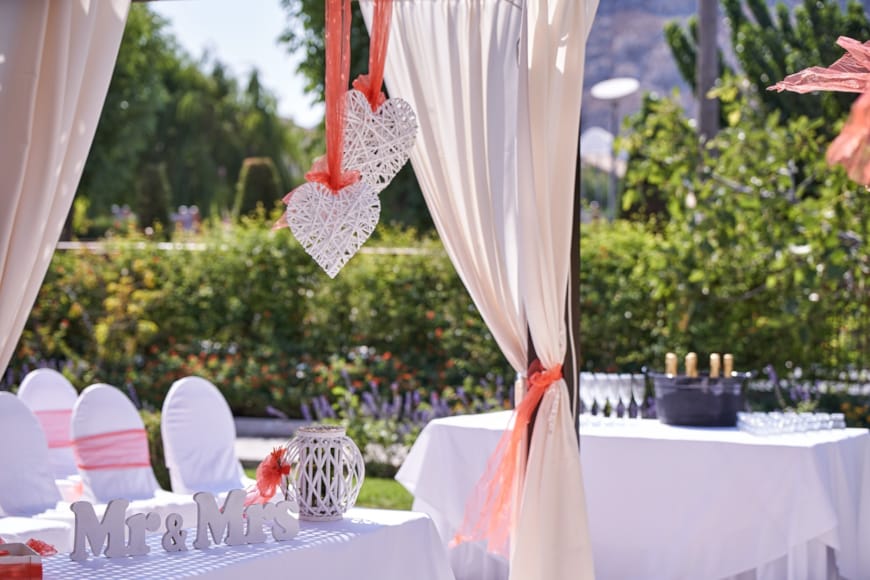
xmin=286 ymin=181 xmax=380 ymax=278
xmin=343 ymin=89 xmax=418 ymax=193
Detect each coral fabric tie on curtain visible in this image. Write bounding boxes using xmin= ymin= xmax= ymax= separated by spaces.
xmin=74 ymin=428 xmax=151 ymax=471
xmin=33 ymin=410 xmax=73 ymax=449
xmin=454 ymin=361 xmax=561 ymax=556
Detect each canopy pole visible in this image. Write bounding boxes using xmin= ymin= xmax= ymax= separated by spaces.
xmin=566 ymin=118 xmax=582 ymax=443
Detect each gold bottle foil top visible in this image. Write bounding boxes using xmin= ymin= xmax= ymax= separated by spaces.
xmin=665 ymin=352 xmax=678 ymax=376
xmin=723 ymin=354 xmax=734 ymax=377
xmin=685 ymin=352 xmax=698 ymax=378
xmin=710 ymin=353 xmax=721 ymax=378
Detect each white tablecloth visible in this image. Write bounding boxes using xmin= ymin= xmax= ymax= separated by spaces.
xmin=398 ymin=412 xmax=870 ymax=580
xmin=42 ymin=508 xmax=455 ymax=580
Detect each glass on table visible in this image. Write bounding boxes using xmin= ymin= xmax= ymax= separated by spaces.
xmin=616 ymin=374 xmax=633 ymax=419
xmin=630 ymin=374 xmax=646 ymax=419
xmin=579 ymin=373 xmax=595 ymax=416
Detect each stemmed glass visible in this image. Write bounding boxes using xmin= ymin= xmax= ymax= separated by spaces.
xmin=604 ymin=374 xmax=621 ymax=419
xmin=631 ymin=374 xmax=646 ymax=419
xmin=617 ymin=374 xmax=633 ymax=420
xmin=591 ymin=375 xmax=609 ymax=421
xmin=579 ymin=373 xmax=595 ymax=417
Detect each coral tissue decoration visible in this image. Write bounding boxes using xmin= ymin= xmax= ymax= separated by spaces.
xmin=245 ymin=446 xmax=291 ymax=506
xmin=769 ymin=36 xmax=870 ymax=185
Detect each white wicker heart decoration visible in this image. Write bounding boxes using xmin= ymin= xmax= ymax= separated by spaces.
xmin=286 ymin=180 xmax=380 ymax=278
xmin=342 ymin=89 xmax=418 ymax=193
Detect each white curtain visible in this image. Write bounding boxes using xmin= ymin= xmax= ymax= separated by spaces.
xmin=0 ymin=0 xmax=130 ymax=375
xmin=512 ymin=1 xmax=596 ymax=579
xmin=359 ymin=0 xmax=528 ymax=375
xmin=362 ymin=1 xmax=596 ymax=579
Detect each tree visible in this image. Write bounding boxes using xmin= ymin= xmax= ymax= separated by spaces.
xmin=78 ymin=5 xmax=313 ymax=225
xmin=77 ymin=5 xmax=172 ymax=214
xmin=664 ymin=0 xmax=870 ymax=129
xmin=234 ymin=157 xmax=282 ymax=217
xmin=137 ymin=163 xmax=172 ymax=232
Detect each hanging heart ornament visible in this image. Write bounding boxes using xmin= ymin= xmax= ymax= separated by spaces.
xmin=286 ymin=180 xmax=380 ymax=278
xmin=342 ymin=89 xmax=418 ymax=193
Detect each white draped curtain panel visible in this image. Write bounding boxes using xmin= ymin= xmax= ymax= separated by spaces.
xmin=0 ymin=0 xmax=130 ymax=375
xmin=513 ymin=2 xmax=597 ymax=579
xmin=360 ymin=0 xmax=528 ymax=379
xmin=361 ymin=1 xmax=597 ymax=579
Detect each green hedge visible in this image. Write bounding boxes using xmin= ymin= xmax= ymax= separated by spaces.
xmin=9 ymin=190 xmax=870 ymax=421
xmin=11 ymin=217 xmax=510 ymax=417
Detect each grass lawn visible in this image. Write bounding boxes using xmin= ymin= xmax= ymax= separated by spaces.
xmin=243 ymin=469 xmax=413 ymax=511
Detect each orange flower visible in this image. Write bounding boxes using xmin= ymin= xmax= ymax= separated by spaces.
xmin=248 ymin=447 xmax=290 ymax=505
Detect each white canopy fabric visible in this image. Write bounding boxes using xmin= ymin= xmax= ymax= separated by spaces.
xmin=361 ymin=0 xmax=527 ymax=377
xmin=0 ymin=0 xmax=130 ymax=375
xmin=361 ymin=1 xmax=597 ymax=578
xmin=513 ymin=2 xmax=596 ymax=578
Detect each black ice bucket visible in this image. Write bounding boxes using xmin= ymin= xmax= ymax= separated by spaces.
xmin=650 ymin=372 xmax=751 ymax=427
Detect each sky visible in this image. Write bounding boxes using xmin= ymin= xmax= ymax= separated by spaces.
xmin=151 ymin=0 xmax=324 ymax=129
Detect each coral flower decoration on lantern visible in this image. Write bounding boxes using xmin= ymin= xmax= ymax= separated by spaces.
xmin=769 ymin=36 xmax=870 ymax=185
xmin=245 ymin=446 xmax=291 ymax=506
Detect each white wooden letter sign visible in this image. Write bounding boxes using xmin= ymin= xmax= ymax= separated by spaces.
xmin=69 ymin=490 xmax=300 ymax=561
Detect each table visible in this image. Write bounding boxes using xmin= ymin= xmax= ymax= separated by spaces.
xmin=42 ymin=508 xmax=455 ymax=580
xmin=397 ymin=412 xmax=870 ymax=580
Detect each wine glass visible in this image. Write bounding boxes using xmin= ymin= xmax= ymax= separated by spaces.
xmin=617 ymin=374 xmax=633 ymax=420
xmin=631 ymin=374 xmax=646 ymax=419
xmin=579 ymin=373 xmax=595 ymax=417
xmin=591 ymin=375 xmax=609 ymax=421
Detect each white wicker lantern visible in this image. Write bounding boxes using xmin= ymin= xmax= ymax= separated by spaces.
xmin=285 ymin=425 xmax=365 ymax=521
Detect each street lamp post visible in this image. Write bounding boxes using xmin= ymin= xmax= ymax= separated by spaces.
xmin=590 ymin=77 xmax=639 ymax=220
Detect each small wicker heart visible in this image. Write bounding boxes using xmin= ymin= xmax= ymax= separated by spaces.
xmin=286 ymin=181 xmax=380 ymax=278
xmin=343 ymin=89 xmax=418 ymax=193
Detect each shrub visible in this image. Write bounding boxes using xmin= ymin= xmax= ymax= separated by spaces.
xmin=137 ymin=163 xmax=172 ymax=232
xmin=233 ymin=157 xmax=282 ymax=217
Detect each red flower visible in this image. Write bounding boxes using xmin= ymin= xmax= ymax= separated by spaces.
xmin=245 ymin=447 xmax=290 ymax=506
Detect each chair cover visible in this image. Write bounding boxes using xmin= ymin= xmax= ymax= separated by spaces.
xmin=162 ymin=376 xmax=251 ymax=495
xmin=71 ymin=384 xmax=197 ymax=527
xmin=18 ymin=369 xmax=79 ymax=479
xmin=0 ymin=392 xmax=73 ymax=551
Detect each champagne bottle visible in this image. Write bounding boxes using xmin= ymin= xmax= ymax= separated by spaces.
xmin=666 ymin=352 xmax=678 ymax=376
xmin=710 ymin=353 xmax=721 ymax=378
xmin=686 ymin=352 xmax=698 ymax=378
xmin=723 ymin=354 xmax=734 ymax=377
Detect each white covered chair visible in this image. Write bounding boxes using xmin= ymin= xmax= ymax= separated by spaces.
xmin=17 ymin=368 xmax=83 ymax=502
xmin=161 ymin=376 xmax=253 ymax=495
xmin=71 ymin=383 xmax=197 ymax=528
xmin=0 ymin=392 xmax=74 ymax=552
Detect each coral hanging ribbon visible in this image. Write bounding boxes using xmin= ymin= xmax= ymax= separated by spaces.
xmin=352 ymin=0 xmax=393 ymax=111
xmin=453 ymin=360 xmax=563 ymax=556
xmin=304 ymin=0 xmax=360 ymax=192
xmin=33 ymin=409 xmax=73 ymax=449
xmin=73 ymin=429 xmax=151 ymax=471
